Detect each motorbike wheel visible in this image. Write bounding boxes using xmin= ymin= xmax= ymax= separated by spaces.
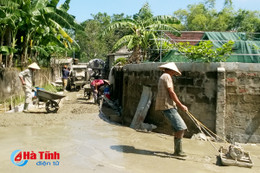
xmin=45 ymin=100 xmax=59 ymax=113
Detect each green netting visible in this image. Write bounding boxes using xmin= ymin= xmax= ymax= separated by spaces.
xmin=162 ymin=32 xmax=260 ymax=63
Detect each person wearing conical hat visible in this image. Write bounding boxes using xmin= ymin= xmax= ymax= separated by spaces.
xmin=19 ymin=62 xmax=40 ymax=112
xmin=155 ymin=62 xmax=188 ymax=157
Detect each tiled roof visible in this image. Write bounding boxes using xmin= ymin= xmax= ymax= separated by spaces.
xmin=165 ymin=31 xmax=205 ymax=45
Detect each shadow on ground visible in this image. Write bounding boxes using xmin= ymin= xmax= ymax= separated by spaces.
xmin=110 ymin=145 xmax=186 ymax=160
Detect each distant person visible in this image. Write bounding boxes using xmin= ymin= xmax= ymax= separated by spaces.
xmin=155 ymin=62 xmax=188 ymax=157
xmin=19 ymin=62 xmax=40 ymax=112
xmin=90 ymin=79 xmax=110 ymax=104
xmin=62 ymin=65 xmax=70 ymax=91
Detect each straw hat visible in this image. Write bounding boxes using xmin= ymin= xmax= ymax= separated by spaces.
xmin=103 ymin=79 xmax=110 ymax=85
xmin=159 ymin=62 xmax=181 ymax=76
xmin=28 ymin=62 xmax=40 ymax=70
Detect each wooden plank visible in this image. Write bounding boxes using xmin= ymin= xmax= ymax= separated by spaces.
xmin=130 ymin=86 xmax=152 ymax=129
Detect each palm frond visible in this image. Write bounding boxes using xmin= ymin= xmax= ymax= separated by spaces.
xmin=151 ymin=32 xmax=160 ymax=50
xmin=48 ymin=0 xmax=59 ymax=8
xmin=55 ymin=8 xmax=82 ymax=30
xmin=46 ymin=45 xmax=67 ymax=53
xmin=153 ymin=15 xmax=180 ymax=25
xmin=49 ymin=19 xmax=73 ymax=44
xmin=0 ymin=8 xmax=5 ymax=18
xmin=0 ymin=0 xmax=20 ymax=8
xmin=59 ymin=0 xmax=70 ymax=12
xmin=113 ymin=35 xmax=134 ymax=51
xmin=32 ymin=0 xmax=48 ymax=10
xmin=33 ymin=45 xmax=49 ymax=56
xmin=148 ymin=23 xmax=181 ymax=36
xmin=45 ymin=7 xmax=72 ymax=29
xmin=102 ymin=18 xmax=138 ymax=37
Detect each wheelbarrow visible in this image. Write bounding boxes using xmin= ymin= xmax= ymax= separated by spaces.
xmin=36 ymin=89 xmax=66 ymax=113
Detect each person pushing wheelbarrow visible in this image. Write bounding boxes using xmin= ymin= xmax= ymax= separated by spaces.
xmin=19 ymin=62 xmax=40 ymax=112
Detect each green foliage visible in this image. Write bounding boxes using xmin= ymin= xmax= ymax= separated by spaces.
xmin=174 ymin=0 xmax=260 ymax=33
xmin=175 ymin=40 xmax=235 ymax=62
xmin=75 ymin=13 xmax=128 ymax=62
xmin=41 ymin=84 xmax=58 ymax=93
xmin=0 ymin=95 xmax=25 ymax=108
xmin=231 ymin=10 xmax=260 ymax=32
xmin=1 ymin=0 xmax=258 ymax=67
xmin=102 ymin=3 xmax=180 ymax=63
xmin=112 ymin=57 xmax=127 ymax=66
xmin=0 ymin=0 xmax=82 ymax=67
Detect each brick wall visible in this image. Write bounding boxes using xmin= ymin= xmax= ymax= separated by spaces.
xmin=121 ymin=63 xmax=219 ymax=137
xmin=225 ymin=65 xmax=260 ymax=143
xmin=113 ymin=62 xmax=260 ymax=143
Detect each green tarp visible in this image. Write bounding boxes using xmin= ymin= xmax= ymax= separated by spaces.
xmin=163 ymin=32 xmax=260 ymax=63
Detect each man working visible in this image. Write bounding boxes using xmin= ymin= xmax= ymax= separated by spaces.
xmin=62 ymin=65 xmax=70 ymax=91
xmin=90 ymin=79 xmax=110 ymax=104
xmin=19 ymin=62 xmax=40 ymax=112
xmin=155 ymin=62 xmax=188 ymax=157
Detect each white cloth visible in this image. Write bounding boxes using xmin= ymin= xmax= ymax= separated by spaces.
xmin=19 ymin=69 xmax=33 ymax=88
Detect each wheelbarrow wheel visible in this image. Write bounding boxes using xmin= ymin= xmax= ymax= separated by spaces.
xmin=45 ymin=100 xmax=59 ymax=113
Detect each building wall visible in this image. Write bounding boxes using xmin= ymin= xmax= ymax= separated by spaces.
xmin=224 ymin=64 xmax=260 ymax=143
xmin=0 ymin=68 xmax=52 ymax=103
xmin=115 ymin=62 xmax=260 ymax=143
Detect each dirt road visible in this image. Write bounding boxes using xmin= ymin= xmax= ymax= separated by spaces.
xmin=0 ymin=90 xmax=260 ymax=173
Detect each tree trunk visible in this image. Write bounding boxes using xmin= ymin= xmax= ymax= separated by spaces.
xmin=21 ymin=34 xmax=30 ymax=67
xmin=6 ymin=27 xmax=12 ymax=67
xmin=0 ymin=28 xmax=6 ymax=65
xmin=0 ymin=34 xmax=3 ymax=65
xmin=129 ymin=46 xmax=141 ymax=64
xmin=7 ymin=54 xmax=13 ymax=68
xmin=0 ymin=54 xmax=2 ymax=65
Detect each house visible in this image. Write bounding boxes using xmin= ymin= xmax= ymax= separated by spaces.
xmin=107 ymin=46 xmax=132 ymax=70
xmin=50 ymin=57 xmax=73 ymax=82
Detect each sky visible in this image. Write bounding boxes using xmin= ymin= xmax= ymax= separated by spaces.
xmin=58 ymin=0 xmax=260 ymax=23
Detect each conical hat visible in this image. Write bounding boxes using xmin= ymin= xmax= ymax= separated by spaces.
xmin=103 ymin=79 xmax=110 ymax=85
xmin=159 ymin=62 xmax=181 ymax=76
xmin=28 ymin=62 xmax=40 ymax=70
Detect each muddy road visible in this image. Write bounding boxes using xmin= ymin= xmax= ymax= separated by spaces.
xmin=0 ymin=90 xmax=260 ymax=173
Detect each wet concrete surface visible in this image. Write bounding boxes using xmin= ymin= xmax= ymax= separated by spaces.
xmin=0 ymin=90 xmax=260 ymax=173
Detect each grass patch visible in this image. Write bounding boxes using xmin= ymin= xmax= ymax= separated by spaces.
xmin=39 ymin=84 xmax=59 ymax=93
xmin=0 ymin=95 xmax=25 ymax=111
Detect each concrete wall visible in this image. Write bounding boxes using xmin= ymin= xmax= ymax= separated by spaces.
xmin=0 ymin=68 xmax=23 ymax=101
xmin=0 ymin=68 xmax=52 ymax=103
xmin=115 ymin=62 xmax=260 ymax=143
xmin=224 ymin=64 xmax=260 ymax=143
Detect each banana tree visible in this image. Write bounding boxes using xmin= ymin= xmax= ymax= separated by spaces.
xmin=103 ymin=3 xmax=181 ymax=63
xmin=18 ymin=0 xmax=81 ymax=66
xmin=0 ymin=0 xmax=21 ymax=67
